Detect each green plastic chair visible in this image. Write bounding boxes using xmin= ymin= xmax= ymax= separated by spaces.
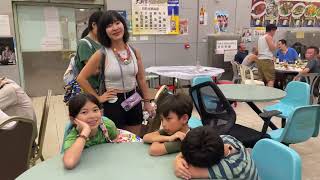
xmin=267 ymin=105 xmax=320 ymax=145
xmin=252 ymin=139 xmax=301 ymax=180
xmin=264 ymin=81 xmax=310 ymax=127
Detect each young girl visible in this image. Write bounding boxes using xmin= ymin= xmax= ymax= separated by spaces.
xmin=63 ymin=93 xmax=119 ymax=169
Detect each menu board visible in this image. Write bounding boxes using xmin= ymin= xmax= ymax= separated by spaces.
xmin=251 ymin=0 xmax=320 ymax=27
xmin=132 ymin=0 xmax=179 ymax=35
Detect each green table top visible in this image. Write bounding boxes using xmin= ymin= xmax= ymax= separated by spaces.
xmin=17 ymin=143 xmax=179 ymax=180
xmin=218 ymin=84 xmax=286 ymax=102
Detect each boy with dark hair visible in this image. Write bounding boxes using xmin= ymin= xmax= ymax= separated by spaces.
xmin=143 ymin=93 xmax=193 ymax=156
xmin=174 ymin=126 xmax=259 ymax=180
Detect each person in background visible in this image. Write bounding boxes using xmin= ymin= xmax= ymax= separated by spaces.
xmin=143 ymin=93 xmax=192 ymax=156
xmin=294 ymin=46 xmax=320 ymax=80
xmin=77 ymin=10 xmax=154 ymax=135
xmin=276 ymin=39 xmax=298 ymax=63
xmin=75 ymin=11 xmax=103 ymax=90
xmin=0 ymin=77 xmax=37 ymax=136
xmin=242 ymin=47 xmax=258 ymax=69
xmin=257 ymin=24 xmax=278 ymax=87
xmin=234 ymin=42 xmax=248 ymax=64
xmin=174 ymin=126 xmax=259 ymax=180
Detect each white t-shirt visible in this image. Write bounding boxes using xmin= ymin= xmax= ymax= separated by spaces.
xmin=0 ymin=79 xmax=36 ymax=122
xmin=258 ymin=34 xmax=274 ymax=60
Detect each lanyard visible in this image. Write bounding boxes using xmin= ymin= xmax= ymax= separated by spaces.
xmin=114 ymin=46 xmax=137 ymax=99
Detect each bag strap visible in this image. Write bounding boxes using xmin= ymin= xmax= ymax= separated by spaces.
xmin=128 ymin=44 xmax=137 ymax=58
xmin=81 ymin=38 xmax=93 ymax=50
xmin=98 ymin=48 xmax=106 ymax=96
xmin=99 ymin=117 xmax=112 ymax=143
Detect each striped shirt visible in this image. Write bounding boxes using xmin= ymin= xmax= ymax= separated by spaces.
xmin=208 ymin=135 xmax=260 ymax=180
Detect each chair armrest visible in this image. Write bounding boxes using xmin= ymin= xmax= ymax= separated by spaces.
xmin=259 ymin=110 xmax=282 ymax=138
xmin=259 ymin=110 xmax=282 ymax=119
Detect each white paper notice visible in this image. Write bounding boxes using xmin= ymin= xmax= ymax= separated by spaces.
xmin=140 ymin=36 xmax=149 ymax=41
xmin=42 ymin=7 xmax=62 ymax=51
xmin=0 ymin=15 xmax=11 ymax=36
xmin=224 ymin=50 xmax=237 ymax=62
xmin=216 ymin=40 xmax=238 ymax=51
xmin=43 ymin=7 xmax=61 ymax=38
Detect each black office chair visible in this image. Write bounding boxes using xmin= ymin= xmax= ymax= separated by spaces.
xmin=189 ymin=81 xmax=279 ymax=148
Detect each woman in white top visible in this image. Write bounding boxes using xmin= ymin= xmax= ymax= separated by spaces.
xmin=77 ymin=10 xmax=153 ymax=135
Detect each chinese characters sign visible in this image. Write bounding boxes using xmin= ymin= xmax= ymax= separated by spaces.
xmin=132 ymin=0 xmax=179 ymax=35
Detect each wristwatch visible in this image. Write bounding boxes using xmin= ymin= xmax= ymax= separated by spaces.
xmin=77 ymin=134 xmax=89 ymax=141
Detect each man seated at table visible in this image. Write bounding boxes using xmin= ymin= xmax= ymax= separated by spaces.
xmin=174 ymin=126 xmax=259 ymax=180
xmin=143 ymin=93 xmax=193 ymax=156
xmin=234 ymin=42 xmax=248 ymax=64
xmin=294 ymin=46 xmax=320 ymax=80
xmin=242 ymin=47 xmax=258 ymax=69
xmin=276 ymin=39 xmax=298 ymax=64
xmin=0 ymin=77 xmax=37 ymax=137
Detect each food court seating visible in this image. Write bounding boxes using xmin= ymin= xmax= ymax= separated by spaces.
xmin=0 ymin=117 xmax=37 ymax=180
xmin=190 ymin=76 xmax=276 ymax=148
xmin=267 ymin=105 xmax=320 ymax=146
xmin=252 ymin=139 xmax=302 ymax=180
xmin=30 ymin=89 xmax=52 ymax=166
xmin=264 ymin=81 xmax=310 ymax=127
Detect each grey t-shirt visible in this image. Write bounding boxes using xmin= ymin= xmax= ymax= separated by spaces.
xmin=305 ymin=59 xmax=320 ymax=73
xmin=0 ymin=79 xmax=36 ymax=122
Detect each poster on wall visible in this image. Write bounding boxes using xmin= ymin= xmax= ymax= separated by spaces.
xmin=251 ymin=0 xmax=266 ymax=27
xmin=117 ymin=10 xmax=132 ymax=32
xmin=251 ymin=0 xmax=320 ymax=27
xmin=168 ymin=0 xmax=180 ymax=34
xmin=0 ymin=15 xmax=11 ymax=36
xmin=216 ymin=40 xmax=237 ymax=54
xmin=241 ymin=28 xmax=253 ymax=43
xmin=215 ymin=11 xmax=229 ymax=32
xmin=179 ymin=18 xmax=189 ymax=35
xmin=0 ymin=37 xmax=16 ymax=65
xmin=132 ymin=0 xmax=179 ymax=35
xmin=199 ymin=6 xmax=208 ymax=25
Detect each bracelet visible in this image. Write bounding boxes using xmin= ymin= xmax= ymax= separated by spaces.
xmin=77 ymin=134 xmax=89 ymax=141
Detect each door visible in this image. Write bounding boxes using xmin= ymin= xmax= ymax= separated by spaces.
xmin=16 ymin=4 xmax=101 ymax=96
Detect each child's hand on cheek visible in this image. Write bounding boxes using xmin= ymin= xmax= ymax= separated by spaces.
xmin=75 ymin=119 xmax=91 ymax=137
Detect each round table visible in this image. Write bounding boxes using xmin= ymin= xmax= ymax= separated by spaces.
xmin=218 ymin=84 xmax=287 ymax=102
xmin=218 ymin=84 xmax=286 ymax=130
xmin=17 ymin=143 xmax=179 ymax=180
xmin=145 ymin=66 xmax=225 ymax=80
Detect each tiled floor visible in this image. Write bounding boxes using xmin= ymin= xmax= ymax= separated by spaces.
xmin=32 ymin=91 xmax=320 ymax=180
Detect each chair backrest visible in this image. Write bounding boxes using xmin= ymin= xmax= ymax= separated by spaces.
xmin=37 ymin=90 xmax=52 ymax=154
xmin=0 ymin=117 xmax=36 ymax=180
xmin=239 ymin=65 xmax=258 ymax=85
xmin=189 ymin=79 xmax=236 ymax=134
xmin=282 ymin=81 xmax=310 ymax=107
xmin=230 ymin=61 xmax=241 ymax=83
xmin=252 ymin=139 xmax=301 ymax=180
xmin=279 ymin=105 xmax=320 ymax=144
xmin=301 ymin=73 xmax=320 ymax=103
